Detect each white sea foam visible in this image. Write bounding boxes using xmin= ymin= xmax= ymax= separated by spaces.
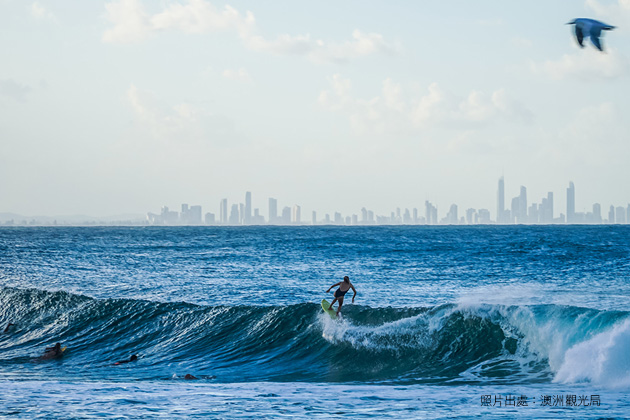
xmin=319 ymin=311 xmax=433 ymax=352
xmin=554 ymin=318 xmax=630 ymax=388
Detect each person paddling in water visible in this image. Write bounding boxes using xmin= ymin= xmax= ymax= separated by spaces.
xmin=326 ymin=276 xmax=357 ymax=316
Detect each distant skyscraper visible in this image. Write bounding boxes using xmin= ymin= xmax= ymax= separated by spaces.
xmin=446 ymin=204 xmax=458 ymax=224
xmin=281 ymin=206 xmax=291 ymax=224
xmin=478 ymin=209 xmax=491 ymax=224
xmin=292 ymin=205 xmax=301 ymax=224
xmin=608 ymin=205 xmax=615 ymax=224
xmin=424 ymin=201 xmax=438 ymax=225
xmin=181 ymin=203 xmax=189 ymax=224
xmin=312 ymin=211 xmax=317 ymax=225
xmin=244 ymin=192 xmax=252 ymax=225
xmin=519 ymin=186 xmax=527 ymax=224
xmin=509 ymin=196 xmax=518 ymax=224
xmin=593 ymin=203 xmax=602 ymax=224
xmin=616 ymin=207 xmax=626 ymax=224
xmin=403 ymin=209 xmax=411 ymax=224
xmin=497 ymin=177 xmax=505 ymax=224
xmin=528 ymin=203 xmax=538 ymax=224
xmin=567 ymin=182 xmax=575 ymax=224
xmin=229 ymin=204 xmax=240 ymax=225
xmin=268 ymin=198 xmax=277 ymax=224
xmin=189 ymin=205 xmax=202 ymax=224
xmin=466 ymin=208 xmax=476 ymax=224
xmin=220 ymin=199 xmax=228 ymax=224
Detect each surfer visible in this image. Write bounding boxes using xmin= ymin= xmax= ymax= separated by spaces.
xmin=41 ymin=342 xmax=64 ymax=360
xmin=114 ymin=355 xmax=138 ymax=365
xmin=326 ymin=276 xmax=357 ymax=316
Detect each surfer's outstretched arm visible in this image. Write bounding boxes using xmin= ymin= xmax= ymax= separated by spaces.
xmin=351 ymin=284 xmax=357 ymax=303
xmin=326 ymin=282 xmax=341 ymax=293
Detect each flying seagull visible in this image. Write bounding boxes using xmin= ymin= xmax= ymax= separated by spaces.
xmin=567 ymin=18 xmax=615 ymax=51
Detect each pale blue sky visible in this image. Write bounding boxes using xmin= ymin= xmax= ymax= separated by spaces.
xmin=1 ymin=0 xmax=628 ymax=218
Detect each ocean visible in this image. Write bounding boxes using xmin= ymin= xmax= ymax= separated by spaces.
xmin=1 ymin=225 xmax=629 ymax=419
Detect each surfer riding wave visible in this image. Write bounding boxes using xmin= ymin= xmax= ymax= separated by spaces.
xmin=326 ymin=276 xmax=357 ymax=316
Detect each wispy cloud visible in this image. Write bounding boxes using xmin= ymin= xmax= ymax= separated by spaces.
xmin=318 ymin=75 xmax=533 ymax=134
xmin=543 ymin=101 xmax=629 ymax=167
xmin=529 ymin=48 xmax=629 ymax=80
xmin=585 ymin=0 xmax=630 ymax=25
xmin=222 ymin=68 xmax=252 ymax=83
xmin=103 ymin=0 xmax=396 ymax=62
xmin=126 ymin=84 xmax=233 ymax=142
xmin=0 ymin=79 xmax=32 ymax=102
xmin=31 ymin=2 xmax=56 ymax=22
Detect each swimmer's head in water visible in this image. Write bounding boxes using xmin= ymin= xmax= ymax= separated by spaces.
xmin=130 ymin=355 xmax=138 ymax=361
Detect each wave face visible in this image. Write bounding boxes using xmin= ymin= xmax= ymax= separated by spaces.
xmin=1 ymin=286 xmax=628 ymax=386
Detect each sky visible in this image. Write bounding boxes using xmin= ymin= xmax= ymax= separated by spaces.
xmin=1 ymin=0 xmax=629 ymax=218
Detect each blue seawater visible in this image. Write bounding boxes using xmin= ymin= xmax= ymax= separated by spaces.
xmin=1 ymin=226 xmax=630 ymax=418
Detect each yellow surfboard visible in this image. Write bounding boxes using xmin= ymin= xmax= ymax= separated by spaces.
xmin=321 ymin=299 xmax=337 ymax=319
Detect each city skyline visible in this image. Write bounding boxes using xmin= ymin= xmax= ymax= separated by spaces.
xmin=145 ymin=177 xmax=630 ymax=225
xmin=2 ymin=174 xmax=628 ymax=225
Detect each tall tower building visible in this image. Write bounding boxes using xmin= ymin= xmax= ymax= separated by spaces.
xmin=268 ymin=198 xmax=277 ymax=224
xmin=220 ymin=199 xmax=228 ymax=224
xmin=593 ymin=203 xmax=602 ymax=224
xmin=292 ymin=205 xmax=301 ymax=224
xmin=616 ymin=207 xmax=626 ymax=224
xmin=497 ymin=177 xmax=505 ymax=224
xmin=281 ymin=206 xmax=291 ymax=224
xmin=244 ymin=192 xmax=252 ymax=225
xmin=511 ymin=196 xmax=520 ymax=224
xmin=567 ymin=181 xmax=575 ymax=224
xmin=229 ymin=204 xmax=240 ymax=225
xmin=608 ymin=205 xmax=615 ymax=224
xmin=519 ymin=186 xmax=527 ymax=224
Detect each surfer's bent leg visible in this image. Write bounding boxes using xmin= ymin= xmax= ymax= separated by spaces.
xmin=336 ymin=297 xmax=344 ymax=315
xmin=328 ymin=298 xmax=338 ymax=311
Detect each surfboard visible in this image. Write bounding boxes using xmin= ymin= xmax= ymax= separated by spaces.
xmin=321 ymin=299 xmax=337 ymax=319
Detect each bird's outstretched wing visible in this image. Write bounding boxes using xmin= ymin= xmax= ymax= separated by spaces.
xmin=590 ymin=26 xmax=604 ymax=51
xmin=574 ymin=25 xmax=585 ymax=47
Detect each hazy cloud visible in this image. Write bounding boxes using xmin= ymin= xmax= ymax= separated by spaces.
xmin=319 ymin=75 xmax=533 ymax=134
xmin=0 ymin=79 xmax=32 ymax=102
xmin=103 ymin=0 xmax=395 ymax=62
xmin=586 ymin=0 xmax=630 ymax=25
xmin=511 ymin=37 xmax=533 ymax=48
xmin=530 ymin=48 xmax=630 ymax=80
xmin=126 ymin=84 xmax=229 ymax=142
xmin=127 ymin=84 xmax=200 ymax=132
xmin=31 ymin=2 xmax=56 ymax=21
xmin=547 ymin=102 xmax=628 ymax=167
xmin=103 ymin=0 xmax=152 ymax=43
xmin=222 ymin=68 xmax=252 ymax=83
xmin=476 ymin=18 xmax=505 ymax=26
